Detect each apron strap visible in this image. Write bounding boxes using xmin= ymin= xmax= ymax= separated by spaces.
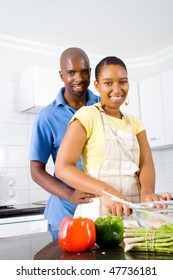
xmin=94 ymin=104 xmax=139 ymax=166
xmin=94 ymin=104 xmax=135 ymax=134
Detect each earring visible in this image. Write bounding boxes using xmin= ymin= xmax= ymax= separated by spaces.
xmin=125 ymin=96 xmax=129 ymax=106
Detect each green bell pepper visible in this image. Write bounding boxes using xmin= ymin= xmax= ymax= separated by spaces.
xmin=95 ymin=216 xmax=124 ymax=247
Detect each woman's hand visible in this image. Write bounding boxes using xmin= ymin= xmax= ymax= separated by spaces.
xmin=141 ymin=192 xmax=172 ymax=208
xmin=141 ymin=192 xmax=171 ymax=202
xmin=162 ymin=192 xmax=172 ymax=200
xmin=102 ymin=193 xmax=131 ymax=217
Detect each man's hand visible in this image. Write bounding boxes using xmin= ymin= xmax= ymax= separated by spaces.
xmin=70 ymin=190 xmax=98 ymax=204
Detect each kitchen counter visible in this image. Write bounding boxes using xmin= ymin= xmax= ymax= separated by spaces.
xmin=34 ymin=241 xmax=173 ymax=260
xmin=33 ymin=219 xmax=173 ymax=260
xmin=0 ymin=231 xmax=52 ymax=260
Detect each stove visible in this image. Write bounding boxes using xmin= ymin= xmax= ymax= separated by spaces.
xmin=0 ymin=202 xmax=46 ymax=218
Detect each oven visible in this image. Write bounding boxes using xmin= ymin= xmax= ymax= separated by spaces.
xmin=0 ymin=202 xmax=47 ymax=238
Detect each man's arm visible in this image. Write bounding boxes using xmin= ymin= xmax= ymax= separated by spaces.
xmin=30 ymin=160 xmax=97 ymax=204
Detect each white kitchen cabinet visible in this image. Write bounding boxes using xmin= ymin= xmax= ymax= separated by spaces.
xmin=160 ymin=68 xmax=173 ymax=145
xmin=139 ymin=75 xmax=165 ymax=148
xmin=138 ymin=69 xmax=173 ymax=149
xmin=20 ymin=65 xmax=63 ymax=113
xmin=0 ymin=214 xmax=48 ymax=238
xmin=121 ymin=81 xmax=140 ymax=118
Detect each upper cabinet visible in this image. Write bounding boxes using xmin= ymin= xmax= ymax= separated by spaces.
xmin=121 ymin=81 xmax=140 ymax=118
xmin=20 ymin=66 xmax=63 ymax=113
xmin=138 ymin=68 xmax=173 ymax=148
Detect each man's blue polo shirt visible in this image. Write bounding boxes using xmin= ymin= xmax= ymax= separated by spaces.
xmin=29 ymin=87 xmax=100 ymax=228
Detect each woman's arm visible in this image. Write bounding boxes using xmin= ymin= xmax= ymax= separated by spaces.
xmin=55 ymin=119 xmax=115 ymax=195
xmin=55 ymin=119 xmax=130 ymax=216
xmin=137 ymin=130 xmax=171 ymax=201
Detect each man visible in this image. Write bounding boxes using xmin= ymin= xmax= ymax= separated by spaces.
xmin=29 ymin=47 xmax=100 ymax=240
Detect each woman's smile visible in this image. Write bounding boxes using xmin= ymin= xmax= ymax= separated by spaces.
xmin=110 ymin=95 xmax=124 ymax=103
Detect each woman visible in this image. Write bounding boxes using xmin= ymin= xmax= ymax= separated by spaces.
xmin=55 ymin=56 xmax=171 ymax=219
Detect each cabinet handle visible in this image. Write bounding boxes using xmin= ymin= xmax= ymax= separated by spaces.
xmin=150 ymin=137 xmax=160 ymax=141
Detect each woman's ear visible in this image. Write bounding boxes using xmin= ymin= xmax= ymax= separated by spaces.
xmin=94 ymin=80 xmax=99 ymax=92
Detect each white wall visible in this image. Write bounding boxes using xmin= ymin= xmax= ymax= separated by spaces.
xmin=0 ymin=44 xmax=57 ymax=204
xmin=0 ymin=36 xmax=173 ymax=205
xmin=152 ymin=149 xmax=173 ymax=194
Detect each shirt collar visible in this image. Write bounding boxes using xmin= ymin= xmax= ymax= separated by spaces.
xmin=55 ymin=87 xmax=99 ymax=107
xmin=55 ymin=87 xmax=67 ymax=106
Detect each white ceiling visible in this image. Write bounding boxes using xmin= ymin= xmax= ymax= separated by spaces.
xmin=0 ymin=0 xmax=173 ymax=59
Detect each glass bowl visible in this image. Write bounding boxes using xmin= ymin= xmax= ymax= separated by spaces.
xmin=133 ymin=203 xmax=173 ymax=230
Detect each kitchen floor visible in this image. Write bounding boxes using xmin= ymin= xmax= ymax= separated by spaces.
xmin=0 ymin=231 xmax=52 ymax=260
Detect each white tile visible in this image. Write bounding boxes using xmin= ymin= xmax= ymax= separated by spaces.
xmin=0 ymin=167 xmax=29 ymax=190
xmin=0 ymin=58 xmax=26 ymax=81
xmin=27 ymin=113 xmax=37 ymax=125
xmin=165 ymin=182 xmax=173 ymax=194
xmin=0 ymin=146 xmax=29 ymax=168
xmin=152 ymin=150 xmax=164 ymax=164
xmin=29 ymin=189 xmax=49 ymax=203
xmin=16 ymin=189 xmax=30 ymax=204
xmin=28 ymin=165 xmax=54 ymax=192
xmin=0 ymin=123 xmax=28 ymax=145
xmin=0 ymin=101 xmax=27 ymax=124
xmin=28 ymin=123 xmax=35 ymax=145
xmin=16 ymin=168 xmax=30 ymax=190
xmin=0 ymin=80 xmax=19 ymax=102
xmin=163 ymin=148 xmax=173 ymax=163
xmin=154 ymin=163 xmax=166 ymax=183
xmin=27 ymin=52 xmax=58 ymax=67
xmin=0 ymin=47 xmax=26 ymax=62
xmin=164 ymin=162 xmax=173 ymax=181
xmin=29 ymin=177 xmax=41 ymax=190
xmin=155 ymin=182 xmax=167 ymax=194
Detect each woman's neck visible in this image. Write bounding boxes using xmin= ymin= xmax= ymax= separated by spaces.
xmin=102 ymin=105 xmax=122 ymax=119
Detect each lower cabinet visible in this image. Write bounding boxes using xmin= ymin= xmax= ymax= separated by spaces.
xmin=0 ymin=215 xmax=48 ymax=238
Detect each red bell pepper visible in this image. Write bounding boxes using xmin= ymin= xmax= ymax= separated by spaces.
xmin=58 ymin=216 xmax=96 ymax=253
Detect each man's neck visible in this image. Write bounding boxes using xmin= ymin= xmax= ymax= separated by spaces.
xmin=64 ymin=92 xmax=87 ymax=110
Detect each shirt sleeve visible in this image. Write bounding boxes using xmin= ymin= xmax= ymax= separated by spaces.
xmin=131 ymin=115 xmax=145 ymax=135
xmin=137 ymin=121 xmax=145 ymax=134
xmin=69 ymin=106 xmax=95 ymax=139
xmin=29 ymin=114 xmax=52 ymax=163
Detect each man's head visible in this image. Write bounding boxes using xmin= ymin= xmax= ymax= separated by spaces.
xmin=59 ymin=47 xmax=91 ymax=97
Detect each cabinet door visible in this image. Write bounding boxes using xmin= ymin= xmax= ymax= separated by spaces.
xmin=34 ymin=66 xmax=63 ymax=106
xmin=0 ymin=217 xmax=48 ymax=238
xmin=121 ymin=82 xmax=140 ymax=118
xmin=161 ymin=68 xmax=173 ymax=145
xmin=138 ymin=75 xmax=166 ymax=148
xmin=20 ymin=66 xmax=63 ymax=112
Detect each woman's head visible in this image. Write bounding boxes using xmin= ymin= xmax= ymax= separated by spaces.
xmin=95 ymin=56 xmax=127 ymax=82
xmin=94 ymin=56 xmax=129 ymax=112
